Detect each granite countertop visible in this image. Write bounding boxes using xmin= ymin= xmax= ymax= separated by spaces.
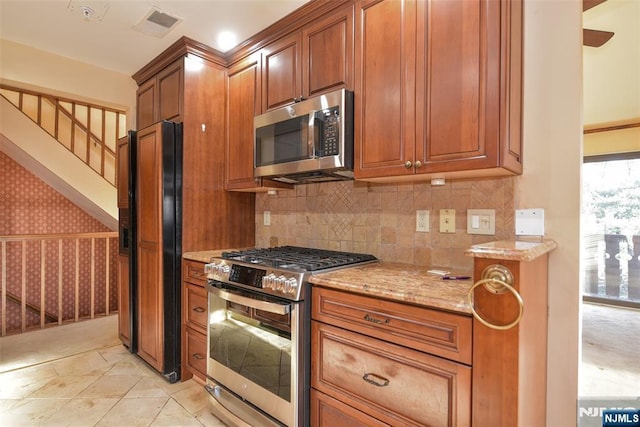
xmin=309 ymin=262 xmax=474 ymax=315
xmin=182 ymin=250 xmax=227 ymax=263
xmin=465 ymin=239 xmax=557 ymax=261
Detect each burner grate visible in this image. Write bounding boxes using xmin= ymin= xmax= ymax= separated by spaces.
xmin=221 ymin=246 xmax=377 ymax=271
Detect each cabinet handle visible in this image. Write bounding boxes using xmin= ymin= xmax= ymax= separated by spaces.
xmin=363 ymin=313 xmax=390 ymax=325
xmin=193 ymin=306 xmax=205 ymax=313
xmin=363 ymin=373 xmax=389 ymax=387
xmin=414 ymin=160 xmax=422 ymax=169
xmin=191 ymin=270 xmax=205 ymax=277
xmin=405 ymin=161 xmax=413 ymax=169
xmin=192 ymin=353 xmax=204 ymax=360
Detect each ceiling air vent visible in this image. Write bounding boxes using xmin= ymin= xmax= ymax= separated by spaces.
xmin=133 ymin=7 xmax=182 ymax=38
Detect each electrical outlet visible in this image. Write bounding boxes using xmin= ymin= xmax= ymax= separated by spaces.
xmin=263 ymin=211 xmax=271 ymax=226
xmin=467 ymin=209 xmax=496 ymax=235
xmin=416 ymin=210 xmax=430 ymax=232
xmin=439 ymin=209 xmax=456 ymax=233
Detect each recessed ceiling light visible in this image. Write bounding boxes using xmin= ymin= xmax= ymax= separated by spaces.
xmin=217 ymin=31 xmax=238 ymax=52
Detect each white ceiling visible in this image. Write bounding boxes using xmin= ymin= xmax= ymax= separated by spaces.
xmin=583 ymin=0 xmax=640 ymax=126
xmin=0 ymin=0 xmax=309 ymax=75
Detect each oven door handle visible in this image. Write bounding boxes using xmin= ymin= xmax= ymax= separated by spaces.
xmin=208 ymin=286 xmax=291 ymax=316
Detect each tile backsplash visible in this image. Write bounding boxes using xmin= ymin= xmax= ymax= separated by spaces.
xmin=255 ymin=177 xmax=517 ymax=270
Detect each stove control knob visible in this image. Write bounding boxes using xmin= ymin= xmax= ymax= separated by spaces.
xmin=284 ymin=278 xmax=298 ymax=294
xmin=211 ymin=262 xmax=230 ymax=277
xmin=262 ymin=273 xmax=277 ymax=289
xmin=276 ymin=275 xmax=287 ymax=291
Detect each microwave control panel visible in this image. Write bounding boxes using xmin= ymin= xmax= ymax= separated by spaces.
xmin=321 ymin=107 xmax=340 ymax=156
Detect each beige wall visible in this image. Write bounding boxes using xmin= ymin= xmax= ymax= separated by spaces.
xmin=522 ymin=1 xmax=582 ymax=425
xmin=0 ymin=39 xmax=136 ymax=119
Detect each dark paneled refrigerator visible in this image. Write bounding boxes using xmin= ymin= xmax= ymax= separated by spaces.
xmin=122 ymin=121 xmax=183 ymax=383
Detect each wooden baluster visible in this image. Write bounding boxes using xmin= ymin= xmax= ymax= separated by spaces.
xmin=21 ymin=241 xmax=26 ymax=332
xmin=105 ymin=237 xmax=110 ymax=315
xmin=91 ymin=238 xmax=95 ymax=319
xmin=1 ymin=241 xmax=6 ymax=336
xmin=75 ymin=239 xmax=79 ymax=322
xmin=41 ymin=240 xmax=45 ymax=328
xmin=58 ymin=239 xmax=63 ymax=325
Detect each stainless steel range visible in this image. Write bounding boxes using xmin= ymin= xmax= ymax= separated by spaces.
xmin=204 ymin=246 xmax=377 ymax=427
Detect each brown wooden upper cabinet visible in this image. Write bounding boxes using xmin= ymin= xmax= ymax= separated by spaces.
xmin=226 ymin=53 xmax=293 ymax=192
xmin=354 ymin=0 xmax=523 ymax=181
xmin=225 ymin=5 xmax=354 ymax=191
xmin=261 ymin=5 xmax=354 ymax=112
xmin=136 ymin=58 xmax=184 ymax=129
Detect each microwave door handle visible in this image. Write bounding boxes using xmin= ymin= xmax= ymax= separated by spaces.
xmin=308 ymin=110 xmax=317 ymax=158
xmin=208 ymin=286 xmax=291 ymax=315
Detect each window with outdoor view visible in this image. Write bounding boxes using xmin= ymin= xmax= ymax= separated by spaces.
xmin=583 ymin=157 xmax=640 ymax=306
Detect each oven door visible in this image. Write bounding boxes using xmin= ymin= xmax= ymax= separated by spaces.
xmin=206 ymin=281 xmax=306 ymax=427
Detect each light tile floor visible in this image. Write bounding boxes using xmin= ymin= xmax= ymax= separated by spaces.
xmin=0 ymin=316 xmax=226 ymax=426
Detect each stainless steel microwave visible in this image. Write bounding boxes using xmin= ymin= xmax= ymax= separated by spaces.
xmin=254 ymin=89 xmax=354 ymax=184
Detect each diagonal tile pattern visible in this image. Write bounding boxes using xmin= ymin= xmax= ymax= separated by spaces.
xmin=0 ymin=317 xmax=226 ymax=427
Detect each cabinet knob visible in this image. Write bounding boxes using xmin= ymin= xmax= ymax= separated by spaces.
xmin=414 ymin=160 xmax=422 ymax=169
xmin=405 ymin=161 xmax=413 ymax=169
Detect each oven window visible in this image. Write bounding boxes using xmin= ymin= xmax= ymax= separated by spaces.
xmin=209 ymin=300 xmax=292 ymax=401
xmin=255 ymin=115 xmax=310 ymax=166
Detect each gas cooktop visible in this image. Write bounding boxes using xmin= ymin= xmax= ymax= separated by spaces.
xmin=221 ymin=246 xmax=378 ymax=272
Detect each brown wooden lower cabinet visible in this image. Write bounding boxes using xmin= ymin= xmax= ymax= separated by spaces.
xmin=311 ymin=287 xmax=471 ymax=427
xmin=181 ymin=259 xmax=208 ymax=382
xmin=311 ymin=388 xmax=389 ymax=427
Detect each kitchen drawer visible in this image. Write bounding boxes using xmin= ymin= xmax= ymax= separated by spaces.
xmin=185 ymin=327 xmax=207 ymax=378
xmin=184 ymin=260 xmax=207 ymax=286
xmin=312 ymin=286 xmax=472 ymax=365
xmin=184 ymin=283 xmax=207 ymax=332
xmin=311 ymin=389 xmax=389 ymax=427
xmin=312 ymin=321 xmax=471 ymax=427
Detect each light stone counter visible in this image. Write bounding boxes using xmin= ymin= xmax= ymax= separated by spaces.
xmin=309 ymin=262 xmax=474 ymax=315
xmin=182 ymin=250 xmax=227 ymax=263
xmin=464 ymin=239 xmax=557 ymax=261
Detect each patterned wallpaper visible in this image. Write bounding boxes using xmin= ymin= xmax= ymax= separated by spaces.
xmin=255 ymin=177 xmax=518 ymax=271
xmin=0 ymin=152 xmax=117 ymax=333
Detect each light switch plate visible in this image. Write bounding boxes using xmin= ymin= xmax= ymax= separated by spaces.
xmin=263 ymin=211 xmax=271 ymax=226
xmin=439 ymin=209 xmax=456 ymax=233
xmin=467 ymin=209 xmax=496 ymax=235
xmin=515 ymin=208 xmax=544 ymax=236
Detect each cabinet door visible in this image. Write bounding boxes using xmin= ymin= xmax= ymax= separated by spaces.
xmin=311 ymin=389 xmax=389 ymax=427
xmin=416 ymin=0 xmax=499 ymax=172
xmin=117 ymin=254 xmax=130 ymax=347
xmin=185 ymin=328 xmax=207 ymax=378
xmin=312 ymin=321 xmax=471 ymax=427
xmin=262 ymin=33 xmax=302 ymax=111
xmin=354 ymin=0 xmax=417 ymax=179
xmin=136 ymin=78 xmax=156 ymax=130
xmin=157 ymin=59 xmax=183 ymax=123
xmin=116 ymin=136 xmax=128 ymax=208
xmin=136 ymin=123 xmax=164 ymax=372
xmin=302 ymin=5 xmax=354 ymax=97
xmin=226 ymin=54 xmax=262 ymax=189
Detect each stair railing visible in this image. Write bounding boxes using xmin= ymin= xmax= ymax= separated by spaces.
xmin=0 ymin=84 xmax=127 ymax=187
xmin=0 ymin=232 xmax=118 ymax=336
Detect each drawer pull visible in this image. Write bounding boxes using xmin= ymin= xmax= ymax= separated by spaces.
xmin=364 ymin=313 xmax=390 ymax=325
xmin=363 ymin=373 xmax=389 ymax=387
xmin=191 ymin=270 xmax=205 ymax=277
xmin=192 ymin=353 xmax=204 ymax=360
xmin=192 ymin=306 xmax=205 ymax=313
